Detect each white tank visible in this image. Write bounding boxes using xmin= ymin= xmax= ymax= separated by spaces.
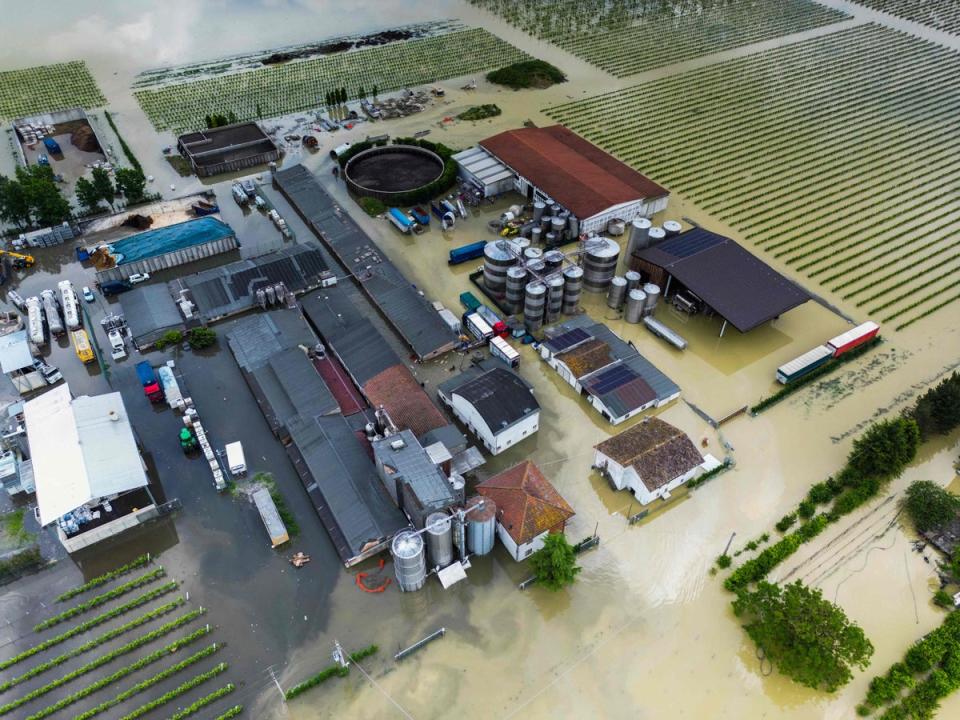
xmin=531 ymin=226 xmax=542 ymax=245
xmin=562 ymin=265 xmax=583 ymax=315
xmin=643 ymin=283 xmax=661 ymax=314
xmin=41 ymin=290 xmax=63 ymax=336
xmin=663 ymin=220 xmax=682 ymax=237
xmin=391 ymin=530 xmax=426 ymax=592
xmin=58 ymin=280 xmax=80 ymax=331
xmin=625 ymin=271 xmax=642 ymax=291
xmin=607 ymin=219 xmax=626 ymax=236
xmin=26 ymin=296 xmax=45 ymax=346
xmin=466 ymin=496 xmax=496 ymax=556
xmin=625 ymin=289 xmax=646 ymax=323
xmin=648 ymin=226 xmax=666 ymax=246
xmin=425 ymin=512 xmax=454 ymax=569
xmin=533 ymin=201 xmax=545 ymax=222
xmin=524 ymin=247 xmax=543 ymax=261
xmin=628 ymin=218 xmax=652 ymax=256
xmin=606 ymin=276 xmax=627 ymax=309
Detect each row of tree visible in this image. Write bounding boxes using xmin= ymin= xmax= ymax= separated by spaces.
xmin=907 ymin=372 xmax=960 ymax=441
xmin=75 ymin=167 xmax=147 ymax=214
xmin=324 ymin=85 xmax=379 ymax=107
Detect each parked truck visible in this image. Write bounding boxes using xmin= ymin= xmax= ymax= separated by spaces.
xmin=449 ymin=241 xmax=486 ymax=265
xmin=43 ymin=137 xmax=61 ymax=155
xmin=135 ymin=361 xmax=165 ymax=403
xmin=99 ymin=280 xmax=133 ymax=296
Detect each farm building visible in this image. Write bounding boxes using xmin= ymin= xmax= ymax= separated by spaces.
xmin=477 ymin=461 xmax=574 ymax=562
xmin=0 ymin=330 xmax=45 ymax=394
xmin=539 ymin=315 xmax=679 ymax=424
xmin=471 ymin=125 xmax=669 ymax=234
xmin=177 ymin=122 xmax=279 ymax=177
xmin=631 ymin=227 xmax=809 ymax=335
xmin=593 ymin=417 xmax=721 ymax=505
xmin=24 ymin=385 xmax=159 ymax=553
xmin=437 ymin=362 xmax=540 ymax=455
xmin=119 ymin=285 xmax=185 ymax=350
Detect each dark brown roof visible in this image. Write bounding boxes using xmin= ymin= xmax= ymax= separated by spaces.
xmin=479 ymin=125 xmax=668 ymax=220
xmin=363 ymin=364 xmax=447 ymax=439
xmin=636 ymin=227 xmax=809 ymax=333
xmin=558 ymin=338 xmax=613 ymax=378
xmin=594 ymin=417 xmax=704 ymax=492
xmin=477 ymin=461 xmax=574 ymax=546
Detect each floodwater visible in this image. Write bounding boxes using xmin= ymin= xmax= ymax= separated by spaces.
xmin=2 ymin=2 xmax=959 ymax=719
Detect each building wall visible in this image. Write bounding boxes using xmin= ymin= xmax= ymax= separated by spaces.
xmin=444 ymin=392 xmax=539 ymax=455
xmin=594 ymin=448 xmax=712 ymax=505
xmin=96 ymin=235 xmax=240 ymax=282
xmin=193 ymin=149 xmax=280 ymax=178
xmin=496 ymin=523 xmax=549 ymax=562
xmin=59 ymin=504 xmax=158 ymax=553
xmin=580 ymin=196 xmax=669 ymax=235
xmin=538 ymin=348 xmax=583 ymax=393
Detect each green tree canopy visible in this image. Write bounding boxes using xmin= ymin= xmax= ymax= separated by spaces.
xmin=733 ymin=581 xmax=874 ymax=692
xmin=114 ymin=168 xmax=146 ymax=203
xmin=847 ymin=417 xmax=920 ymax=481
xmin=16 ymin=165 xmax=70 ymax=226
xmin=74 ymin=177 xmax=103 ymax=214
xmin=904 ymin=481 xmax=960 ymax=533
xmin=909 ymin=373 xmax=960 ymax=440
xmin=90 ymin=167 xmax=115 ymax=209
xmin=0 ymin=175 xmax=31 ymax=227
xmin=529 ymin=533 xmax=580 ymax=591
xmin=187 ymin=327 xmax=217 ymax=350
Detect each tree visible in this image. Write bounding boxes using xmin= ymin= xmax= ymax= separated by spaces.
xmin=357 ymin=86 xmax=365 ymax=100
xmin=340 ymin=87 xmax=347 ymax=104
xmin=904 ymin=481 xmax=960 ymax=533
xmin=909 ymin=373 xmax=960 ymax=439
xmin=528 ymin=533 xmax=580 ymax=591
xmin=74 ymin=177 xmax=103 ymax=214
xmin=733 ymin=581 xmax=874 ymax=691
xmin=187 ymin=327 xmax=217 ymax=350
xmin=114 ymin=168 xmax=146 ymax=203
xmin=256 ymin=103 xmax=262 ymax=119
xmin=372 ymin=84 xmax=378 ymax=100
xmin=90 ymin=167 xmax=115 ymax=209
xmin=0 ymin=175 xmax=31 ymax=227
xmin=847 ymin=417 xmax=920 ymax=482
xmin=16 ymin=165 xmax=70 ymax=226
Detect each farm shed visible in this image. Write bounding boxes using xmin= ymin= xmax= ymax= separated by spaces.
xmin=453 ymin=146 xmax=515 ymax=197
xmin=177 ymin=122 xmax=279 ymax=177
xmin=632 ymin=227 xmax=810 ymax=335
xmin=119 ymin=285 xmax=185 ymax=350
xmin=477 ymin=125 xmax=669 ymax=234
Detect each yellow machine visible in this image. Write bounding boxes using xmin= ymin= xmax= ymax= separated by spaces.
xmin=0 ymin=250 xmax=35 ymax=268
xmin=72 ymin=329 xmax=95 ymax=364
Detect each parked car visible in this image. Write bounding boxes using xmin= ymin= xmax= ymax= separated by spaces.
xmin=32 ymin=359 xmax=63 ymax=385
xmin=108 ymin=330 xmax=127 ymax=360
xmin=37 ymin=154 xmax=49 ymax=166
xmin=81 ymin=286 xmax=95 ymax=302
xmin=128 ymin=273 xmax=150 ymax=285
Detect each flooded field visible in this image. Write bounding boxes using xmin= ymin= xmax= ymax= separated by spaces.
xmin=1 ymin=1 xmax=959 ymax=719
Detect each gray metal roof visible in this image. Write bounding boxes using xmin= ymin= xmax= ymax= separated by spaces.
xmin=440 ymin=366 xmax=539 ymax=433
xmin=420 ymin=424 xmax=467 ymax=455
xmin=273 ymin=164 xmax=454 ymax=359
xmin=286 ymin=413 xmax=407 ymax=565
xmin=226 ymin=311 xmax=318 ymax=372
xmin=267 ymin=348 xmax=338 ymax=420
xmin=119 ymin=285 xmax=184 ymax=345
xmin=372 ymin=429 xmax=456 ymax=510
xmin=0 ymin=330 xmax=33 ymax=373
xmin=320 ymin=316 xmax=401 ymax=387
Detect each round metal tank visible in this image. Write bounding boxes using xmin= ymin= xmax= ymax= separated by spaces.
xmin=550 ymin=216 xmax=566 ymax=241
xmin=545 ymin=274 xmax=564 ymax=323
xmin=607 ymin=275 xmax=628 ymax=309
xmin=607 ymin=218 xmax=626 ymax=236
xmin=513 ymin=236 xmax=530 ymax=251
xmin=628 ymin=218 xmax=652 ymax=256
xmin=508 ymin=204 xmax=522 ymax=217
xmin=391 ymin=530 xmax=426 ymax=592
xmin=465 ymin=496 xmax=496 ymax=556
xmin=625 ymin=288 xmax=646 ymax=323
xmin=539 ymin=215 xmax=551 ymax=231
xmin=583 ymin=237 xmax=621 ymax=293
xmin=484 ymin=241 xmax=518 ymax=297
xmin=625 ymin=271 xmax=642 ymax=291
xmin=550 ymin=203 xmax=561 ymax=216
xmin=425 ymin=512 xmax=454 ymax=569
xmin=562 ymin=266 xmax=583 ymax=314
xmin=543 ymin=250 xmax=564 ymax=273
xmin=545 ymin=231 xmax=557 ymax=247
xmin=533 ymin=201 xmax=545 ymax=222
xmin=505 ymin=266 xmax=528 ymax=313
xmin=643 ymin=283 xmax=660 ymax=314
xmin=525 ymin=259 xmax=546 ymax=277
xmin=524 ymin=282 xmax=546 ymax=331
xmin=648 ymin=226 xmax=666 ymax=246
xmin=568 ymin=215 xmax=579 ymax=238
xmin=663 ymin=220 xmax=682 ymax=238
xmin=531 ymin=226 xmax=543 ymax=245
xmin=524 ymin=247 xmax=543 ymax=262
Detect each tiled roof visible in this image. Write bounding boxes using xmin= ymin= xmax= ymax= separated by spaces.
xmin=558 ymin=339 xmax=613 ymax=379
xmin=477 ymin=461 xmax=574 ymax=546
xmin=594 ymin=417 xmax=704 ymax=492
xmin=363 ymin=364 xmax=447 ymax=439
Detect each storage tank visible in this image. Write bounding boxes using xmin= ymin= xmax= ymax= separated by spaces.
xmin=533 ymin=201 xmax=545 ymax=222
xmin=524 ymin=247 xmax=543 ymax=262
xmin=545 ymin=274 xmax=564 ymax=323
xmin=625 ymin=289 xmax=646 ymax=323
xmin=484 ymin=241 xmax=518 ymax=297
xmin=607 ymin=276 xmax=627 ymax=309
xmin=531 ymin=226 xmax=543 ymax=245
xmin=425 ymin=512 xmax=454 ymax=569
xmin=256 ymin=288 xmax=266 ymax=308
xmin=544 ymin=231 xmax=557 ymax=247
xmin=582 ymin=237 xmax=621 ymax=293
xmin=58 ymin=280 xmax=80 ymax=331
xmin=562 ymin=265 xmax=583 ymax=314
xmin=648 ymin=226 xmax=666 ymax=246
xmin=550 ymin=216 xmax=566 ymax=241
xmin=625 ymin=271 xmax=642 ymax=292
xmin=607 ymin=219 xmax=626 ymax=236
xmin=523 ymin=282 xmax=546 ymax=331
xmin=391 ymin=530 xmax=427 ymax=592
xmin=513 ymin=236 xmax=530 ymax=252
xmin=643 ymin=283 xmax=660 ymax=315
xmin=465 ymin=496 xmax=496 ymax=556
xmin=26 ymin=296 xmax=45 ymax=346
xmin=627 ymin=218 xmax=652 ymax=257
xmin=525 ymin=259 xmax=545 ymax=277
xmin=663 ymin=220 xmax=682 ymax=238
xmin=505 ymin=266 xmax=528 ymax=314
xmin=568 ymin=215 xmax=580 ymax=238
xmin=550 ymin=203 xmax=561 ymax=216
xmin=41 ymin=290 xmax=63 ymax=336
xmin=543 ymin=250 xmax=564 ymax=273
xmin=265 ymin=285 xmax=276 ymax=305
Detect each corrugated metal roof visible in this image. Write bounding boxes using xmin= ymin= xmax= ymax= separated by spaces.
xmin=373 ymin=429 xmax=455 ymax=510
xmin=252 ymin=487 xmax=289 ymax=546
xmin=326 ymin=318 xmax=401 ymax=387
xmin=441 ymin=366 xmax=539 ymax=432
xmin=267 ymin=348 xmax=338 ymax=420
xmin=0 ymin=330 xmax=34 ymax=373
xmin=110 ymin=217 xmax=234 ymax=264
xmin=119 ymin=285 xmax=184 ymax=345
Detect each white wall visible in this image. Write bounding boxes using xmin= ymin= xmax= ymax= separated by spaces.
xmin=595 ymin=449 xmax=718 ymax=505
xmin=581 ymin=196 xmax=670 ymax=235
xmin=497 ymin=523 xmax=548 ymax=562
xmin=445 ymin=392 xmax=539 ymax=455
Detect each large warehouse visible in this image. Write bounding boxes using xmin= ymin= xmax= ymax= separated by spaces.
xmin=458 ymin=125 xmax=669 ymax=234
xmin=632 ymin=227 xmax=810 ymax=335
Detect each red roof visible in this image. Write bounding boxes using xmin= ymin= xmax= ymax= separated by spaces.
xmin=363 ymin=364 xmax=447 ymax=439
xmin=479 ymin=125 xmax=668 ymax=220
xmin=477 ymin=461 xmax=574 ymax=546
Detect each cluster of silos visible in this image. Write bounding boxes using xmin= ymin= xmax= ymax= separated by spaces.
xmin=582 ymin=237 xmax=621 ymax=293
xmin=529 ymin=201 xmax=578 ymax=247
xmin=627 ymin=218 xmax=682 ymax=271
xmin=614 ymin=281 xmax=662 ymax=323
xmin=391 ymin=530 xmax=427 ymax=592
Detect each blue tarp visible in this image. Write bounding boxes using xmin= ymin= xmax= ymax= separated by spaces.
xmin=110 ymin=217 xmax=234 ymax=265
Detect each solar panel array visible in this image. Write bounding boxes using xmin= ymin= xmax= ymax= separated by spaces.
xmin=585 ymin=363 xmax=636 ymax=395
xmin=659 ymin=228 xmax=725 ymax=259
xmin=546 ymin=327 xmax=591 ymax=353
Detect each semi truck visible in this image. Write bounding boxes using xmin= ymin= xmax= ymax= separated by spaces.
xmin=464 ymin=312 xmax=494 ymax=342
xmin=490 ymin=335 xmax=520 ymax=368
xmin=135 ymin=361 xmax=165 ymax=403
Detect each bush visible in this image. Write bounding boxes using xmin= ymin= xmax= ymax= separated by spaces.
xmin=213 ymin=706 xmax=243 ymax=720
xmin=254 ymin=472 xmax=299 ymax=538
xmin=934 ymin=590 xmax=955 ymax=609
xmin=154 ymin=330 xmax=183 ymax=349
xmin=847 ymin=417 xmax=920 ymax=482
xmin=776 ymin=513 xmax=797 ymax=533
xmin=486 ymin=60 xmax=566 ymax=89
xmin=808 ymin=481 xmax=839 ymax=504
xmin=358 ymin=197 xmax=385 ymax=216
xmin=457 ymin=104 xmax=501 ymax=121
xmin=716 ymin=554 xmax=732 ymax=569
xmin=187 ymin=327 xmax=216 ymax=350
xmin=104 ymin=112 xmax=142 ymax=172
xmin=907 ymin=372 xmax=960 ymax=440
xmin=904 ymin=481 xmax=960 ymax=533
xmin=0 ymin=545 xmax=41 ymax=579
xmin=798 ymin=500 xmax=816 ymax=519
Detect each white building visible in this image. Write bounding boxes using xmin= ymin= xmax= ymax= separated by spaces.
xmin=474 ymin=125 xmax=669 ymax=234
xmin=437 ymin=364 xmax=539 ymax=455
xmin=477 ymin=461 xmax=575 ymax=562
xmin=0 ymin=330 xmax=44 ymax=394
xmin=593 ymin=417 xmax=720 ymax=505
xmin=25 ymin=384 xmax=158 ymax=553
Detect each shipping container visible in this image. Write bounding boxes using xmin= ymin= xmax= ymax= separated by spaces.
xmin=448 ymin=241 xmax=486 ymax=265
xmin=776 ymin=345 xmax=833 ymax=384
xmin=438 ymin=308 xmax=461 ymax=335
xmin=826 ymin=321 xmax=880 ymax=357
xmin=490 ymin=335 xmax=520 ymax=368
xmin=459 ymin=291 xmax=482 ymax=312
xmin=464 ymin=312 xmax=493 ymax=342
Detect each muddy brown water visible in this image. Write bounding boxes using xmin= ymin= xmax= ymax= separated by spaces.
xmin=1 ymin=2 xmax=959 ymax=719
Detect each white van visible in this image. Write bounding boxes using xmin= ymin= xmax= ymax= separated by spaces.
xmin=224 ymin=441 xmax=247 ymax=477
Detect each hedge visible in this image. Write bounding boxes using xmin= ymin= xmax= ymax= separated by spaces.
xmin=118 ymin=664 xmax=228 ymax=720
xmin=34 ymin=567 xmax=166 ymax=631
xmin=724 ymin=515 xmax=829 ymax=592
xmin=104 ymin=111 xmax=143 ymax=172
xmin=55 ymin=554 xmax=151 ymax=603
xmin=0 ymin=546 xmax=41 ymax=580
xmin=169 ymin=683 xmax=236 ymax=720
xmin=213 ymin=705 xmax=243 ymax=720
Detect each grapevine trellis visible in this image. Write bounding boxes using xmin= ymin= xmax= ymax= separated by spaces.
xmin=545 ymin=23 xmax=960 ymax=331
xmin=134 ymin=28 xmax=529 ymax=133
xmin=854 ymin=0 xmax=960 ymax=35
xmin=468 ymin=0 xmax=849 ymax=77
xmin=0 ymin=61 xmax=105 ymax=120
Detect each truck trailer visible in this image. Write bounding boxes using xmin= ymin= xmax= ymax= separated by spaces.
xmin=135 ymin=361 xmax=165 ymax=403
xmin=449 ymin=241 xmax=486 ymax=265
xmin=776 ymin=345 xmax=833 ymax=384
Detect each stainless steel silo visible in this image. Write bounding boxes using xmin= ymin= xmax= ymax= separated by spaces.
xmin=545 ymin=274 xmax=564 ymax=323
xmin=524 ymin=282 xmax=546 ymax=331
xmin=466 ymin=496 xmax=496 ymax=556
xmin=628 ymin=218 xmax=652 ymax=257
xmin=543 ymin=250 xmax=564 ymax=273
xmin=533 ymin=201 xmax=545 ymax=222
xmin=582 ymin=237 xmax=621 ymax=293
xmin=550 ymin=216 xmax=566 ymax=242
xmin=531 ymin=226 xmax=543 ymax=245
xmin=607 ymin=275 xmax=628 ymax=309
xmin=663 ymin=220 xmax=682 ymax=238
xmin=643 ymin=283 xmax=661 ymax=315
xmin=425 ymin=512 xmax=454 ymax=569
xmin=625 ymin=271 xmax=642 ymax=292
xmin=607 ymin=219 xmax=626 ymax=236
xmin=562 ymin=265 xmax=584 ymax=314
xmin=483 ymin=241 xmax=518 ymax=297
xmin=391 ymin=530 xmax=426 ymax=592
xmin=524 ymin=246 xmax=543 ymax=262
xmin=625 ymin=289 xmax=646 ymax=323
xmin=505 ymin=266 xmax=528 ymax=314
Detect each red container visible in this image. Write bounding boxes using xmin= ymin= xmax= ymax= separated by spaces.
xmin=827 ymin=321 xmax=879 ymax=357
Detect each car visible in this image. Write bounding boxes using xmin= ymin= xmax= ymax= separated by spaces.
xmin=128 ymin=273 xmax=150 ymax=285
xmin=32 ymin=359 xmax=63 ymax=385
xmin=37 ymin=154 xmax=49 ymax=166
xmin=82 ymin=286 xmax=95 ymax=302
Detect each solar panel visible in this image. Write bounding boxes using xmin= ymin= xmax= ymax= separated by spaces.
xmin=547 ymin=327 xmax=590 ymax=352
xmin=660 ymin=229 xmax=725 ymax=259
xmin=586 ymin=364 xmax=636 ymax=395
